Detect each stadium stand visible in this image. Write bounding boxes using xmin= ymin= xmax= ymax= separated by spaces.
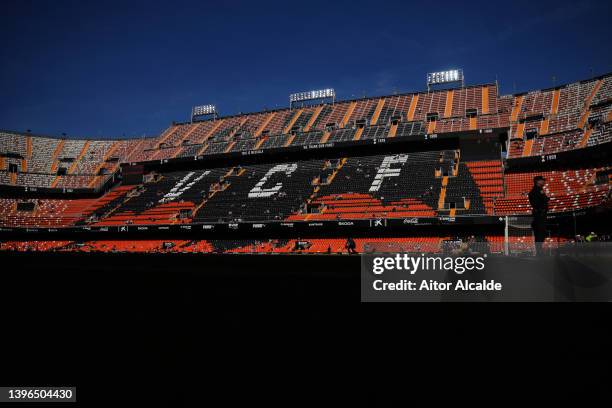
xmin=1 ymin=72 xmax=611 ymax=256
xmin=3 ymin=74 xmax=611 ymax=192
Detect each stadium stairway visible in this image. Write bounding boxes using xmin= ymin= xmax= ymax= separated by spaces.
xmin=171 ymin=123 xmax=203 ymax=159
xmin=255 ymin=112 xmax=276 ymax=137
xmin=388 ymin=120 xmax=398 ymax=137
xmin=481 ymin=86 xmax=490 ymax=114
xmin=407 ymin=95 xmax=418 ymax=121
xmin=579 ymin=128 xmax=593 ymax=148
xmin=303 ymin=105 xmax=323 ymax=132
xmin=88 ymin=141 xmax=120 ymax=188
xmin=353 ymin=127 xmax=364 ymax=141
xmin=149 ymin=126 xmax=180 ymax=160
xmin=444 ymin=90 xmax=454 ymax=118
xmin=465 ymin=160 xmax=503 ymax=214
xmin=511 ymin=95 xmax=524 ymax=123
xmin=341 ymin=102 xmax=357 ymax=128
xmin=49 ymin=140 xmax=65 ymax=173
xmin=284 ymin=109 xmax=303 ymax=134
xmin=438 ymin=176 xmax=448 ymax=209
xmin=551 ymin=89 xmax=560 ymax=115
xmin=319 ymin=130 xmax=332 ymax=143
xmin=522 ymin=138 xmax=534 ymax=157
xmin=370 ymin=98 xmax=385 ymax=126
xmin=578 ymin=79 xmax=603 ymax=129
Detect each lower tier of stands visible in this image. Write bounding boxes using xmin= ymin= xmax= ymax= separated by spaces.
xmin=1 ymin=155 xmax=610 ymax=227
xmin=0 ymin=235 xmax=574 ymax=255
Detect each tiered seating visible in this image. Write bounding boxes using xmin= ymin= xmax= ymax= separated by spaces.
xmin=0 ymin=237 xmax=461 ymax=254
xmin=1 ymin=155 xmax=608 ymax=227
xmin=70 ymin=240 xmax=191 ymax=253
xmin=505 ymin=76 xmax=612 ymax=158
xmin=444 ymin=161 xmax=487 ymax=214
xmin=0 ymin=131 xmax=27 ymax=157
xmin=0 ymin=133 xmax=135 ymax=189
xmin=377 ymin=95 xmax=411 ymax=125
xmin=346 ymin=98 xmax=379 ymax=125
xmin=495 ymin=167 xmax=611 ymax=214
xmin=276 ymin=237 xmax=449 ymax=253
xmin=587 ymin=122 xmax=612 ymax=147
xmin=28 ymin=136 xmax=60 ymax=174
xmin=55 ymin=175 xmax=98 ymax=189
xmin=194 ymin=160 xmax=325 ymax=222
xmin=97 ymin=169 xmax=227 ymax=225
xmin=525 ymin=129 xmax=583 ymax=157
xmin=0 ymin=198 xmax=95 ymax=227
xmin=125 ymin=137 xmax=159 ymax=163
xmin=260 ymin=134 xmax=291 ymax=149
xmin=285 ymin=152 xmax=444 ymax=220
xmin=329 ymin=128 xmax=356 ymax=142
xmin=71 ymin=141 xmax=115 ymax=174
xmin=15 ymin=173 xmax=56 ymax=188
xmin=55 ymin=139 xmax=87 ymax=166
xmin=316 ymin=103 xmax=352 ymax=130
xmin=0 ymin=234 xmax=589 ymax=255
xmin=149 ymin=125 xmax=197 ymax=160
xmin=290 ymin=130 xmax=324 ymax=146
xmin=592 ymin=76 xmax=612 ymax=105
xmin=0 ymin=241 xmax=71 ymax=252
xmin=464 ymin=160 xmax=503 ymax=214
xmin=289 ymin=194 xmax=435 ymax=220
xmin=291 ymin=108 xmax=316 ymax=131
xmin=519 ymin=90 xmax=554 ymax=121
xmin=308 ymin=105 xmax=334 ymax=130
xmin=1 ymin=74 xmax=611 ymax=202
xmin=360 ymin=125 xmax=388 ymax=140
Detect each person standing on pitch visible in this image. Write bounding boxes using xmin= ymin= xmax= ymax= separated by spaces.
xmin=345 ymin=237 xmax=357 ymax=254
xmin=528 ymin=176 xmax=550 ymax=256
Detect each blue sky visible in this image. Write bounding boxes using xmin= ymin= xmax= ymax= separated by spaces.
xmin=1 ymin=0 xmax=611 ymax=138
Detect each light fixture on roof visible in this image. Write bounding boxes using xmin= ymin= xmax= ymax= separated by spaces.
xmin=191 ymin=104 xmax=218 ymax=122
xmin=426 ymin=69 xmax=464 ymax=90
xmin=289 ymin=88 xmax=335 ymax=109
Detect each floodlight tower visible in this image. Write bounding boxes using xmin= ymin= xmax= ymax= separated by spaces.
xmin=426 ymin=69 xmax=464 ymax=91
xmin=289 ymin=88 xmax=336 ymax=110
xmin=191 ymin=104 xmax=218 ymax=123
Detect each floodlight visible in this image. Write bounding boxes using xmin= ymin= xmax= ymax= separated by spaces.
xmin=289 ymin=88 xmax=335 ymax=107
xmin=427 ymin=69 xmax=464 ymax=89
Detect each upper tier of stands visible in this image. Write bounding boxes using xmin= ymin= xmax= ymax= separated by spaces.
xmin=1 ymin=73 xmax=611 ymax=190
xmin=0 ymin=132 xmax=138 ymax=189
